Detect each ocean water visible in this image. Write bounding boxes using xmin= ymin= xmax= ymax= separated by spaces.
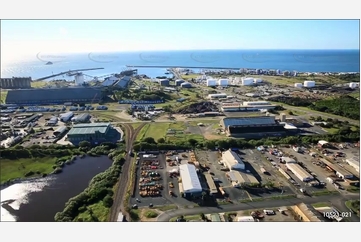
xmin=1 ymin=49 xmax=359 ymax=80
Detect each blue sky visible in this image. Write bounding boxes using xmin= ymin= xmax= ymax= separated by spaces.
xmin=1 ymin=20 xmax=359 ymax=58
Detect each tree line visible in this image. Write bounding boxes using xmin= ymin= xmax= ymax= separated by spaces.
xmin=133 ymin=132 xmax=359 ymax=152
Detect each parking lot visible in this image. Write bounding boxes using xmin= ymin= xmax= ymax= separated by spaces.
xmin=240 ymin=149 xmax=295 ymax=197
xmin=131 ymin=154 xmax=171 ymax=207
xmin=195 ymin=150 xmax=296 ymax=202
xmin=131 ymin=153 xmax=194 ymax=208
xmin=22 ymin=128 xmax=57 ymax=147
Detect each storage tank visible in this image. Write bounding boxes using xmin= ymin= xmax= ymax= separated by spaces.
xmin=280 ymin=113 xmax=286 ymax=122
xmin=303 ymin=80 xmax=315 ymax=88
xmin=159 ymin=79 xmax=170 ymax=86
xmin=175 ymin=79 xmax=185 ymax=86
xmin=218 ymin=79 xmax=229 ymax=87
xmin=294 ymin=83 xmax=303 ymax=88
xmin=254 ymin=78 xmax=263 ymax=83
xmin=241 ymin=77 xmax=254 ymax=86
xmin=181 ymin=82 xmax=192 ymax=88
xmin=75 ymin=73 xmax=85 ymax=86
xmin=349 ymin=82 xmax=357 ymax=89
xmin=206 ymin=79 xmax=217 ymax=86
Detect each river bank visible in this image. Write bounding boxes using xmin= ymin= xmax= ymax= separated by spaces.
xmin=1 ymin=155 xmax=113 ymax=222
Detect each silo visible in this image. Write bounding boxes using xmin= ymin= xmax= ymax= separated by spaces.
xmin=206 ymin=79 xmax=217 ymax=86
xmin=280 ymin=113 xmax=286 ymax=122
xmin=159 ymin=79 xmax=170 ymax=86
xmin=75 ymin=73 xmax=85 ymax=86
xmin=218 ymin=79 xmax=229 ymax=87
xmin=175 ymin=79 xmax=185 ymax=86
xmin=294 ymin=83 xmax=303 ymax=88
xmin=303 ymin=80 xmax=315 ymax=88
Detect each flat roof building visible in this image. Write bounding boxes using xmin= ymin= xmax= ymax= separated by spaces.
xmin=226 ymin=170 xmax=259 ymax=187
xmin=286 ymin=163 xmax=314 ymax=182
xmin=292 ymin=203 xmax=324 ymax=222
xmin=67 ymin=123 xmax=121 ymax=146
xmin=179 ymin=164 xmax=202 ymax=196
xmin=5 ymin=87 xmax=103 ymax=105
xmin=204 ymin=173 xmax=218 ymax=194
xmin=222 ymin=150 xmax=245 ymax=171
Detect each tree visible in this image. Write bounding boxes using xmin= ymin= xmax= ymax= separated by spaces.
xmin=79 ymin=141 xmax=91 ymax=148
xmin=143 ymin=137 xmax=156 ymax=144
xmin=157 ymin=138 xmax=165 ymax=143
xmin=103 ymin=195 xmax=113 ymax=208
xmin=188 ymin=138 xmax=198 ymax=147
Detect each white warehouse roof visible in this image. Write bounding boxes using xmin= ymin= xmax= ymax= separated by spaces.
xmin=286 ymin=163 xmax=313 ymax=182
xmin=179 ymin=164 xmax=202 ymax=194
xmin=222 ymin=150 xmax=245 ymax=170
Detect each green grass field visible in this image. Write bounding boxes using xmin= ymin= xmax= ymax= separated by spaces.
xmin=1 ymin=157 xmax=57 ymax=183
xmin=311 ymin=202 xmax=331 ymax=208
xmin=0 ymin=91 xmax=7 ymax=103
xmin=137 ymin=121 xmax=207 ymax=142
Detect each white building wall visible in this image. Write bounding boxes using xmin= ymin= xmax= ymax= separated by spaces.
xmin=304 ymin=81 xmax=315 ymax=87
xmin=222 ymin=150 xmax=245 ymax=170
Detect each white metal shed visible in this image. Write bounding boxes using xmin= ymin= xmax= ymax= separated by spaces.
xmin=222 ymin=150 xmax=245 ymax=170
xmin=179 ymin=164 xmax=202 ymax=194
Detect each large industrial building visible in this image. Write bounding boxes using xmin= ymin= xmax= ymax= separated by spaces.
xmin=221 ymin=116 xmax=287 ymax=138
xmin=221 ymin=150 xmax=245 ymax=171
xmin=5 ymin=87 xmax=103 ymax=105
xmin=286 ymin=162 xmax=314 ymax=182
xmin=179 ymin=164 xmax=202 ymax=197
xmin=1 ymin=77 xmax=31 ymax=89
xmin=67 ymin=123 xmax=121 ymax=146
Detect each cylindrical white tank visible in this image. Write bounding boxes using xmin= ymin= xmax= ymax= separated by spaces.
xmin=280 ymin=113 xmax=286 ymax=122
xmin=294 ymin=83 xmax=303 ymax=88
xmin=206 ymin=79 xmax=217 ymax=86
xmin=254 ymin=78 xmax=263 ymax=83
xmin=241 ymin=77 xmax=254 ymax=86
xmin=218 ymin=79 xmax=229 ymax=86
xmin=303 ymin=80 xmax=315 ymax=87
xmin=75 ymin=73 xmax=84 ymax=85
xmin=349 ymin=82 xmax=357 ymax=89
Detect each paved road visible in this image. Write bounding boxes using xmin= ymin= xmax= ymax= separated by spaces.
xmin=157 ymin=194 xmax=360 ymax=222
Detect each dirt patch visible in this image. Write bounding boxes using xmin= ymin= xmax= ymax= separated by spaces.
xmin=177 ymin=101 xmax=218 ymax=114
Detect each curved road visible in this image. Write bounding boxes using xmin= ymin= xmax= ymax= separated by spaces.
xmin=157 ymin=194 xmax=360 ymax=222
